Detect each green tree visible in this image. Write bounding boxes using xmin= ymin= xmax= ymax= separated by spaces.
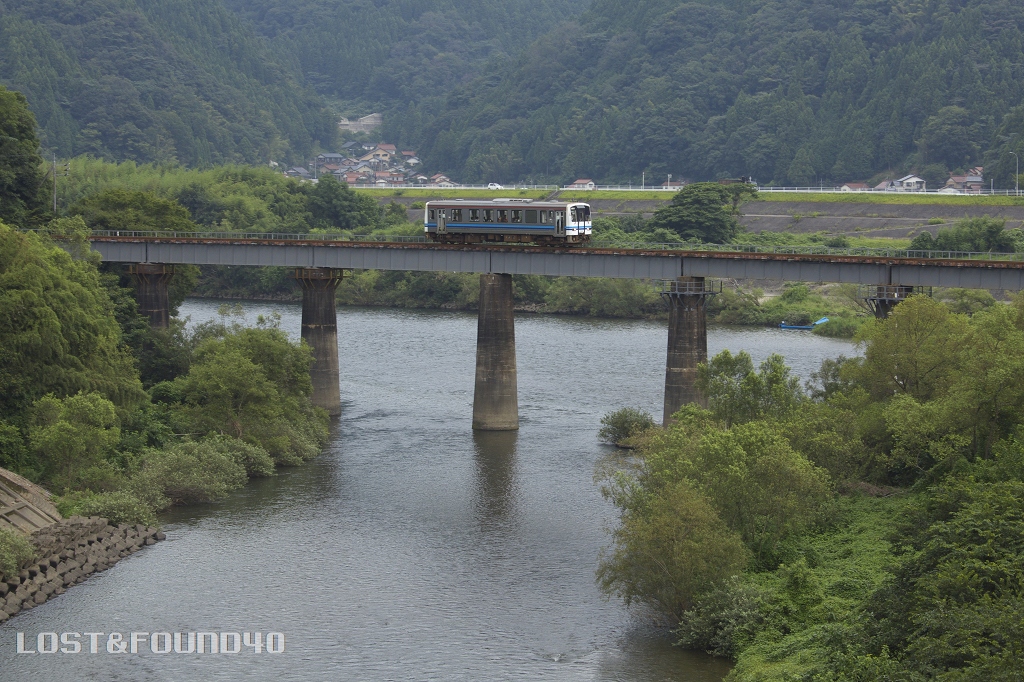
xmin=695 ymin=350 xmax=804 ymax=427
xmin=28 ymin=392 xmax=121 ymax=492
xmin=597 ymin=479 xmax=749 ymax=619
xmin=160 ymin=323 xmax=328 ymax=465
xmin=918 ymin=106 xmax=979 ymax=170
xmin=70 ymin=189 xmax=198 ymax=233
xmin=853 ymin=480 xmax=1024 ymax=680
xmin=308 ymin=174 xmax=378 ymax=231
xmin=854 ymin=296 xmax=967 ymax=402
xmin=656 ymin=420 xmax=832 ymax=566
xmin=0 ymin=86 xmax=44 ymax=226
xmin=0 ymin=223 xmax=145 ymax=422
xmin=910 ymin=217 xmax=1018 ymax=253
xmin=648 ymin=182 xmax=740 ymax=243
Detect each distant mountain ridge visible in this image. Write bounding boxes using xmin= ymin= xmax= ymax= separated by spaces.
xmin=0 ymin=0 xmax=589 ymax=166
xmin=400 ymin=0 xmax=1024 ymax=188
xmin=5 ymin=0 xmax=1022 ymax=189
xmin=0 ymin=0 xmax=337 ymax=165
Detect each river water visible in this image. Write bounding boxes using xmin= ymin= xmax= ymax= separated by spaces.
xmin=1 ymin=301 xmax=855 ymax=681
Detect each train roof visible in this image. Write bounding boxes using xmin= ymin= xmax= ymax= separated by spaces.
xmin=424 ymin=198 xmax=588 ymax=206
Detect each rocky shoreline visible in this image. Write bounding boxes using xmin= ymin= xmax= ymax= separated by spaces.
xmin=0 ymin=516 xmax=164 ymax=624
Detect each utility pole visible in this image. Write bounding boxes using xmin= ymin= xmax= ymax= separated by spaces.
xmin=52 ymin=153 xmax=57 ymax=214
xmin=1011 ymin=151 xmax=1019 ymax=196
xmin=642 ymin=171 xmax=645 ymax=190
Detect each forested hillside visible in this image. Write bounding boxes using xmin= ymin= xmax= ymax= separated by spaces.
xmin=0 ymin=0 xmax=336 ymax=165
xmin=400 ymin=0 xmax=1024 ymax=187
xmin=4 ymin=0 xmax=1024 ymax=185
xmin=223 ymin=0 xmax=590 ymax=109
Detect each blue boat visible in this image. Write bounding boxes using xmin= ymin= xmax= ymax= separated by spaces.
xmin=779 ymin=317 xmax=829 ymax=330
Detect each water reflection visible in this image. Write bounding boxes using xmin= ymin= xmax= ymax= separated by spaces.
xmin=472 ymin=430 xmax=520 ymax=526
xmin=0 ymin=301 xmax=855 ymax=681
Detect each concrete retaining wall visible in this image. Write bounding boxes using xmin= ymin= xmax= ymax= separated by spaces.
xmin=0 ymin=516 xmax=164 ymax=624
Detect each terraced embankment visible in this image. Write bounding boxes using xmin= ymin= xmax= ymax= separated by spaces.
xmin=739 ymin=201 xmax=1024 ymax=238
xmin=0 ymin=468 xmax=164 ymax=624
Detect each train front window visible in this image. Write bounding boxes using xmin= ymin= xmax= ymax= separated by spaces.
xmin=570 ymin=205 xmax=591 ymax=223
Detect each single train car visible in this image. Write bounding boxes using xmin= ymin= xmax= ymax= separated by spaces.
xmin=424 ymin=199 xmax=591 ymax=245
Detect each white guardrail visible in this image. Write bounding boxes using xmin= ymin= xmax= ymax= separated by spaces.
xmin=339 ymin=182 xmax=1022 ymax=195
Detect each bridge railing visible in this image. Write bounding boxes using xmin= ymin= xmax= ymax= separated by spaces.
xmin=65 ymin=230 xmax=1024 ymax=262
xmin=85 ymin=230 xmax=429 ymax=243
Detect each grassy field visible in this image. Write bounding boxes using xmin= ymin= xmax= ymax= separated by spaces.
xmin=556 ymin=190 xmax=676 ymax=201
xmin=356 ymin=188 xmax=552 ymax=199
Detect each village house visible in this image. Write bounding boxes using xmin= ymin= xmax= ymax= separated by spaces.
xmin=300 ymin=143 xmax=432 ymax=184
xmin=944 ymin=167 xmax=984 ymax=193
xmin=316 ymin=152 xmax=346 ymax=164
xmin=359 ymin=148 xmax=392 ymax=163
xmin=895 ymin=174 xmax=926 ymax=191
xmin=841 ymin=182 xmax=870 ymax=192
xmin=569 ymin=178 xmax=595 ymax=190
xmin=662 ymin=180 xmax=685 ymax=189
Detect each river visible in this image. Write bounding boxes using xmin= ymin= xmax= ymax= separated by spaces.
xmin=0 ymin=301 xmax=856 ymax=681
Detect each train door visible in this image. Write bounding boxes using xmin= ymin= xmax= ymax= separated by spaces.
xmin=437 ymin=208 xmax=447 ymax=234
xmin=555 ymin=211 xmax=565 ymax=236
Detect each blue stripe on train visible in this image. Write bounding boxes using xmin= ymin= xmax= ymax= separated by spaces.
xmin=426 ymin=223 xmax=556 ymax=231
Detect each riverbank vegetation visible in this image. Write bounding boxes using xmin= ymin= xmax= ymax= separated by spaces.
xmin=598 ymin=294 xmax=1024 ymax=680
xmin=41 ymin=158 xmax=1024 ymax=336
xmin=0 ymin=220 xmax=329 ymax=548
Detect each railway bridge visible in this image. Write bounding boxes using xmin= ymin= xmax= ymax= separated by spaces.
xmin=88 ymin=232 xmax=1024 ymax=427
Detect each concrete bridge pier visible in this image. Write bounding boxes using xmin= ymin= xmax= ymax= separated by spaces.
xmin=129 ymin=263 xmax=174 ymax=329
xmin=295 ymin=268 xmax=344 ymax=416
xmin=866 ymin=285 xmax=914 ymax=318
xmin=473 ymin=273 xmax=519 ymax=430
xmin=662 ymin=276 xmax=713 ymax=426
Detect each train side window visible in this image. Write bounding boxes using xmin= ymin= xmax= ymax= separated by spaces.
xmin=451 ymin=209 xmax=462 ymax=221
xmin=539 ymin=211 xmax=549 ymax=223
xmin=525 ymin=209 xmax=538 ymax=224
xmin=498 ymin=209 xmax=509 ymax=223
xmin=511 ymin=210 xmax=522 ymax=223
xmin=483 ymin=209 xmax=493 ymax=221
xmin=429 ymin=209 xmax=436 ymax=220
xmin=469 ymin=209 xmax=480 ymax=221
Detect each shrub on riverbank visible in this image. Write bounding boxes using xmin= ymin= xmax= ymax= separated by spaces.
xmin=598 ymin=294 xmax=1024 ymax=680
xmin=599 ymin=408 xmax=656 ymax=446
xmin=130 ymin=441 xmax=249 ymax=507
xmin=154 ymin=322 xmax=330 ymax=467
xmin=0 ymin=526 xmax=34 ymax=579
xmin=55 ymin=490 xmax=157 ymax=526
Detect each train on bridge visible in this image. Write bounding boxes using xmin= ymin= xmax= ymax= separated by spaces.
xmin=424 ymin=199 xmax=592 ymax=245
